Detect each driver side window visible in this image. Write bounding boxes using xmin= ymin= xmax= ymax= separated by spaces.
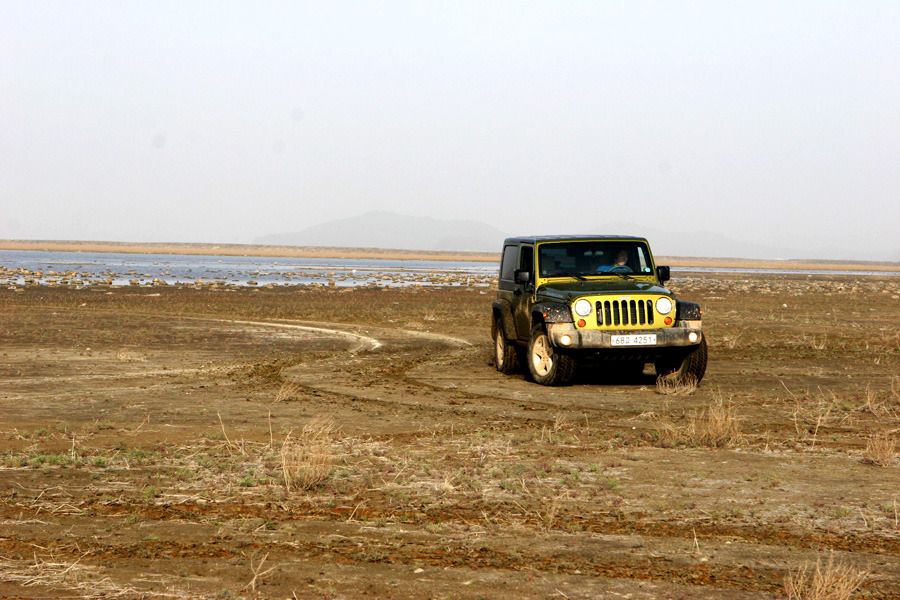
xmin=519 ymin=246 xmax=534 ymax=276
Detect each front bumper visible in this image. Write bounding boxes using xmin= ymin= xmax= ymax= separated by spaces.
xmin=546 ymin=321 xmax=702 ymax=350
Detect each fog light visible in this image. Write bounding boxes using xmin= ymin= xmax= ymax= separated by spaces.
xmin=560 ymin=335 xmax=572 ymax=346
xmin=689 ymin=332 xmax=699 ymax=343
xmin=577 ymin=319 xmax=586 ymax=328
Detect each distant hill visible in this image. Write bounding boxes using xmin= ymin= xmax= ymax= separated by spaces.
xmin=254 ymin=212 xmax=799 ymax=258
xmin=593 ymin=223 xmax=899 ymax=262
xmin=253 ymin=211 xmax=508 ymax=252
xmin=253 ymin=212 xmax=898 ymax=262
xmin=592 ymin=223 xmax=798 ymax=260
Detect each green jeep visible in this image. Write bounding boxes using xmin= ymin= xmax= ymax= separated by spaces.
xmin=491 ymin=236 xmax=707 ymax=386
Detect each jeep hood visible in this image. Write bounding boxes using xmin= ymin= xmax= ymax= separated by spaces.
xmin=537 ymin=280 xmax=671 ymax=301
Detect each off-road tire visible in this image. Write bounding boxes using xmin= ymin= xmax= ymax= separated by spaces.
xmin=527 ymin=324 xmax=576 ymax=386
xmin=655 ymin=335 xmax=708 ymax=385
xmin=492 ymin=317 xmax=521 ymax=374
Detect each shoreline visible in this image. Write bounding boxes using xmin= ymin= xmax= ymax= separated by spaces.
xmin=2 ymin=239 xmax=899 ymax=272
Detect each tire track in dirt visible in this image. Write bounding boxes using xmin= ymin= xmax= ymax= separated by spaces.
xmin=268 ymin=347 xmax=900 ymax=597
xmin=3 ymin=507 xmax=898 ymax=598
xmin=0 ymin=318 xmax=385 ymax=392
xmin=2 ymin=318 xmax=470 ymax=393
xmin=189 ymin=317 xmax=473 ymax=351
xmin=0 ymin=534 xmax=788 ymax=596
xmin=208 ymin=318 xmax=383 ymax=353
xmin=5 ymin=497 xmax=898 ymax=557
xmin=4 ymin=307 xmax=896 ymax=597
xmin=282 ymin=346 xmax=665 ymax=438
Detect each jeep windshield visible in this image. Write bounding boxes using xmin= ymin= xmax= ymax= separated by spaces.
xmin=537 ymin=240 xmax=654 ymax=278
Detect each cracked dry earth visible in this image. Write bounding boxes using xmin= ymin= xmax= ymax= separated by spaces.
xmin=1 ymin=275 xmax=899 ymax=599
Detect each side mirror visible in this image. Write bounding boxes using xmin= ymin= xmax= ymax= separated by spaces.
xmin=656 ymin=266 xmax=670 ymax=283
xmin=514 ymin=269 xmax=532 ymax=285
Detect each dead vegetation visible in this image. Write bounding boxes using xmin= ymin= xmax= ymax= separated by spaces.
xmin=653 ymin=395 xmax=742 ymax=448
xmin=115 ymin=348 xmax=146 ymax=362
xmin=862 ymin=433 xmax=898 ymax=467
xmin=274 ymin=381 xmax=302 ymax=402
xmin=656 ymin=373 xmax=699 ymax=396
xmin=281 ymin=417 xmax=336 ymax=491
xmin=784 ymin=552 xmax=868 ymax=600
xmin=0 ymin=554 xmax=153 ymax=599
xmin=1 ymin=275 xmax=899 ymax=598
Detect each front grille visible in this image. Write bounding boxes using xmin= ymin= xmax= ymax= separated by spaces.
xmin=597 ymin=299 xmax=655 ymax=328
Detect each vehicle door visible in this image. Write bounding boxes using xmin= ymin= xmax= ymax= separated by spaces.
xmin=497 ymin=244 xmax=519 ymax=334
xmin=512 ymin=244 xmax=534 ymax=339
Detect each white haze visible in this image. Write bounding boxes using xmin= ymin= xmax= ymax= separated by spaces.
xmin=2 ymin=2 xmax=899 ymax=260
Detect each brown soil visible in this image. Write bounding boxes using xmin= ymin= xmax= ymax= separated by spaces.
xmin=1 ymin=273 xmax=899 ymax=599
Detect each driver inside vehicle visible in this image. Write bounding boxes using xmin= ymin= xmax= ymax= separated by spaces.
xmin=596 ymin=249 xmax=631 ymax=273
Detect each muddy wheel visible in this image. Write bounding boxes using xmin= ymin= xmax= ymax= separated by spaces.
xmin=492 ymin=317 xmax=520 ymax=374
xmin=655 ymin=335 xmax=708 ymax=385
xmin=527 ymin=324 xmax=576 ymax=386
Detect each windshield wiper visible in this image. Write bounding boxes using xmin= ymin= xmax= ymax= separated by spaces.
xmin=597 ymin=271 xmax=635 ymax=281
xmin=549 ymin=272 xmax=587 ymax=281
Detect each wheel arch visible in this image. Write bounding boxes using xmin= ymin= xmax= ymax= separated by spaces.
xmin=491 ymin=300 xmax=517 ymax=341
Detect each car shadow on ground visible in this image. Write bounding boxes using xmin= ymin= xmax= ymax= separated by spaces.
xmin=572 ymin=361 xmax=658 ymax=386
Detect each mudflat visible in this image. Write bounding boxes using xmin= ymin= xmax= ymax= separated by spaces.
xmin=1 ymin=272 xmax=898 ymax=599
xmin=3 ymin=239 xmax=899 ymax=271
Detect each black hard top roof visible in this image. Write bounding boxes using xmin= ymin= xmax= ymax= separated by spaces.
xmin=502 ymin=235 xmax=649 ymax=245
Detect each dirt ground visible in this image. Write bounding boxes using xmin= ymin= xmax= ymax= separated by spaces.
xmin=1 ymin=272 xmax=899 ymax=599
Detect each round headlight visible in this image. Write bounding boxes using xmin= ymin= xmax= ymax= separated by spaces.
xmin=656 ymin=297 xmax=674 ymax=315
xmin=574 ymin=299 xmax=592 ymax=317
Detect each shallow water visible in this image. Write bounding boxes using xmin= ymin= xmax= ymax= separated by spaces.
xmin=0 ymin=249 xmax=895 ymax=288
xmin=0 ymin=249 xmax=497 ymax=287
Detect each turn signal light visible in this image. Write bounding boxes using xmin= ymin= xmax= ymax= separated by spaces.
xmin=577 ymin=319 xmax=586 ymax=328
xmin=664 ymin=317 xmax=673 ymax=325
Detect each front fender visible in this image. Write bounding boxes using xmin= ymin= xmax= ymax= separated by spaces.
xmin=533 ymin=302 xmax=572 ymax=324
xmin=676 ymin=300 xmax=702 ymax=321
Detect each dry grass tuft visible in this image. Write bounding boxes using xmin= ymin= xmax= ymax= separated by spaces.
xmin=653 ymin=396 xmax=741 ymax=448
xmin=274 ymin=381 xmax=301 ymax=402
xmin=656 ymin=374 xmax=699 ymax=396
xmin=720 ymin=333 xmax=742 ymax=349
xmin=281 ymin=417 xmax=335 ymax=491
xmin=0 ymin=554 xmax=145 ymax=598
xmin=539 ymin=493 xmax=567 ymax=531
xmin=862 ymin=433 xmax=897 ymax=467
xmin=241 ymin=552 xmax=276 ymax=593
xmin=652 ymin=415 xmax=682 ymax=448
xmin=786 ymin=387 xmax=852 ymax=447
xmin=784 ymin=552 xmax=867 ymax=600
xmin=692 ymin=397 xmax=742 ymax=448
xmin=860 ymin=384 xmax=900 ymax=421
xmin=300 ymin=415 xmax=337 ymax=439
xmin=115 ymin=349 xmax=146 ymax=362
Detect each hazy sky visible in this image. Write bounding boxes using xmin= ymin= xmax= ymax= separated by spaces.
xmin=3 ymin=2 xmax=899 ymax=259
